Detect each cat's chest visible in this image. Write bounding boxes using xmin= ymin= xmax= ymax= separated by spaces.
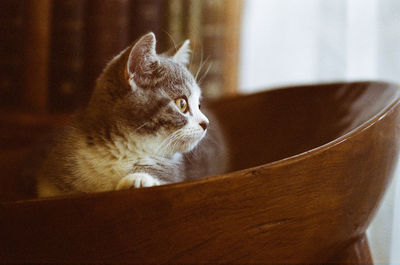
xmin=76 ymin=144 xmax=136 ymax=178
xmin=76 ymin=139 xmax=183 ymax=181
xmin=130 ymin=153 xmax=184 ymax=182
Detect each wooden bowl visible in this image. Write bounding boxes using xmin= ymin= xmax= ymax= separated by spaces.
xmin=1 ymin=81 xmax=399 ymax=263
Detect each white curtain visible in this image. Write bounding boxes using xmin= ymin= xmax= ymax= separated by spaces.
xmin=239 ymin=0 xmax=400 ymax=263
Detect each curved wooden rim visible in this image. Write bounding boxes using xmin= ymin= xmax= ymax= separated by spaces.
xmin=251 ymin=81 xmax=400 ymax=167
xmin=3 ymin=81 xmax=400 ymax=203
xmin=164 ymin=81 xmax=400 ymax=187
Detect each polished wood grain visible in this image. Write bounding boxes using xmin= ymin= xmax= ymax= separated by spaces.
xmin=333 ymin=234 xmax=373 ymax=264
xmin=0 ymin=81 xmax=399 ymax=263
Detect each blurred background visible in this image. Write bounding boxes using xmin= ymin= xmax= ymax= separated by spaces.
xmin=240 ymin=1 xmax=400 ymax=264
xmin=0 ymin=0 xmax=399 ymax=263
xmin=0 ymin=0 xmax=241 ymax=114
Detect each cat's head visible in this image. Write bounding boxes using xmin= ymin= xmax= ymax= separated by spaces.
xmin=88 ymin=33 xmax=209 ymax=156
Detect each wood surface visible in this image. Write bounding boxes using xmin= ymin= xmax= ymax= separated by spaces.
xmin=0 ymin=81 xmax=399 ymax=263
xmin=333 ymin=234 xmax=373 ymax=264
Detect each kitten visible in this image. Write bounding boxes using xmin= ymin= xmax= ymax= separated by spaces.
xmin=36 ymin=32 xmax=228 ymax=197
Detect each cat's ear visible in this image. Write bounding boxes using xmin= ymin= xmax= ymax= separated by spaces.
xmin=127 ymin=32 xmax=158 ymax=77
xmin=172 ymin=40 xmax=191 ymax=66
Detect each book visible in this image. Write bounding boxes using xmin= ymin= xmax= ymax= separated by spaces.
xmin=196 ymin=0 xmax=242 ymax=98
xmin=84 ymin=0 xmax=131 ymax=106
xmin=0 ymin=1 xmax=26 ymax=110
xmin=221 ymin=0 xmax=242 ymax=96
xmin=200 ymin=0 xmax=226 ymax=98
xmin=184 ymin=0 xmax=203 ymax=81
xmin=48 ymin=0 xmax=86 ymax=113
xmin=167 ymin=0 xmax=185 ymax=46
xmin=23 ymin=0 xmax=52 ymax=113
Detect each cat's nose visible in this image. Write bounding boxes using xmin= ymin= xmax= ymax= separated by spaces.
xmin=199 ymin=121 xmax=208 ymax=131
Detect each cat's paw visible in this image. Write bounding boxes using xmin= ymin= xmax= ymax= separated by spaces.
xmin=116 ymin=173 xmax=161 ymax=190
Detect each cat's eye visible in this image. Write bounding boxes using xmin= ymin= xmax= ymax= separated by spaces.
xmin=175 ymin=98 xmax=188 ymax=113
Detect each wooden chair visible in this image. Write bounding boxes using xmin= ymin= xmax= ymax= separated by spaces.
xmin=1 ymin=81 xmax=399 ymax=264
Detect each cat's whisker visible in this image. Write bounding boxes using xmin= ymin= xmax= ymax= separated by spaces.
xmin=205 ymin=127 xmax=219 ymax=133
xmin=188 ymin=45 xmax=195 ymax=73
xmin=157 ymin=133 xmax=177 ymax=153
xmin=195 ymin=49 xmax=205 ymax=81
xmin=197 ymin=59 xmax=211 ymax=86
xmin=164 ymin=30 xmax=177 ymax=50
xmin=157 ymin=129 xmax=183 ymax=154
xmin=164 ymin=135 xmax=179 ymax=152
xmin=198 ymin=61 xmax=213 ymax=86
xmin=202 ymin=136 xmax=220 ymax=146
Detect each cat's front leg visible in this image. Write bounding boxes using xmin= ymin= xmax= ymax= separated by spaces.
xmin=116 ymin=173 xmax=161 ymax=190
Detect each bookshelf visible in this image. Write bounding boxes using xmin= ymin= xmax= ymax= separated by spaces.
xmin=1 ymin=0 xmax=242 ymax=113
xmin=23 ymin=0 xmax=52 ymax=113
xmin=0 ymin=0 xmax=242 ymax=201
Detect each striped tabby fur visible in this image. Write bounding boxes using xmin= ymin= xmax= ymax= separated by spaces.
xmin=37 ymin=33 xmax=227 ymax=197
